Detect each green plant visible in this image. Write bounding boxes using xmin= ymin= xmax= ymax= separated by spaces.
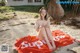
xmin=11 ymin=5 xmax=43 ymax=12
xmin=0 ymin=0 xmax=5 ymax=6
xmin=0 ymin=13 xmax=13 ymax=20
xmin=0 ymin=6 xmax=14 ymax=13
xmin=43 ymin=0 xmax=50 ymax=7
xmin=34 ymin=15 xmax=39 ymax=18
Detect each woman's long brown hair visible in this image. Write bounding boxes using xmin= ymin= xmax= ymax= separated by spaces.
xmin=39 ymin=7 xmax=48 ymax=20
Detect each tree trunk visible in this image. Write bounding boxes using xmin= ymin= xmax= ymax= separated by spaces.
xmin=47 ymin=0 xmax=64 ymax=21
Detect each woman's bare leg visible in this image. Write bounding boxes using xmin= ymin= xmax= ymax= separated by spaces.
xmin=38 ymin=32 xmax=44 ymax=40
xmin=47 ymin=30 xmax=56 ymax=49
xmin=42 ymin=30 xmax=53 ymax=50
xmin=48 ymin=35 xmax=56 ymax=49
xmin=43 ymin=35 xmax=53 ymax=49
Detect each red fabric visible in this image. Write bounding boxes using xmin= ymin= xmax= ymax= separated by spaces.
xmin=15 ymin=36 xmax=52 ymax=53
xmin=15 ymin=36 xmax=39 ymax=48
xmin=52 ymin=30 xmax=74 ymax=47
xmin=15 ymin=30 xmax=74 ymax=53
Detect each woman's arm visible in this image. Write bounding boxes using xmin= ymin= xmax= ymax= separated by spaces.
xmin=47 ymin=19 xmax=50 ymax=28
xmin=35 ymin=20 xmax=39 ymax=32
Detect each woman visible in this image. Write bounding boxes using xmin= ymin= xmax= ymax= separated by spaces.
xmin=35 ymin=7 xmax=56 ymax=50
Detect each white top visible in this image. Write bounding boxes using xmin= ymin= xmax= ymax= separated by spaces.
xmin=36 ymin=19 xmax=50 ymax=30
xmin=35 ymin=19 xmax=53 ymax=41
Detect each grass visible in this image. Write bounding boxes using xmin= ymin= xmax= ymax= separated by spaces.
xmin=0 ymin=5 xmax=43 ymax=20
xmin=10 ymin=5 xmax=43 ymax=13
xmin=0 ymin=6 xmax=14 ymax=20
xmin=0 ymin=6 xmax=14 ymax=12
xmin=0 ymin=5 xmax=43 ymax=12
xmin=0 ymin=13 xmax=13 ymax=21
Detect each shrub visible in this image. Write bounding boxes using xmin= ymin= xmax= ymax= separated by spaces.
xmin=0 ymin=0 xmax=5 ymax=6
xmin=0 ymin=6 xmax=14 ymax=13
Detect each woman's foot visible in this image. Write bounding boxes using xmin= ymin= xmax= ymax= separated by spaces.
xmin=49 ymin=47 xmax=57 ymax=52
xmin=49 ymin=47 xmax=54 ymax=50
xmin=52 ymin=45 xmax=56 ymax=50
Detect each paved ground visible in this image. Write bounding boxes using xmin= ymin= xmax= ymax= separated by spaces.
xmin=0 ymin=13 xmax=80 ymax=53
